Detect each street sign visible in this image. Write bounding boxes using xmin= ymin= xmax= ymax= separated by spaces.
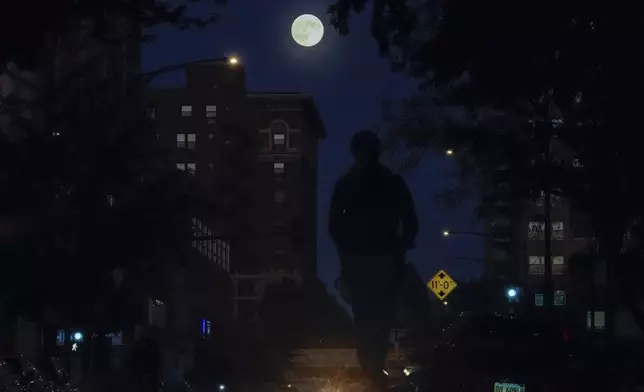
xmin=427 ymin=269 xmax=458 ymax=300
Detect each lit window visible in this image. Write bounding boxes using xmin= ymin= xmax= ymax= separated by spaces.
xmin=528 ymin=221 xmax=545 ymax=240
xmin=274 ymin=162 xmax=285 ymax=174
xmin=587 ymin=310 xmax=605 ymax=330
xmin=56 ymin=329 xmax=65 ymax=346
xmin=534 ymin=293 xmax=544 ymax=307
xmin=275 ymin=189 xmax=285 ymax=203
xmin=552 ymin=256 xmax=565 ymax=275
xmin=187 ymin=163 xmax=196 ymax=174
xmin=274 ymin=133 xmax=285 ymax=146
xmin=552 ymin=222 xmax=564 ymax=240
xmin=187 ymin=133 xmax=196 ymax=149
xmin=177 ymin=163 xmax=186 ymax=171
xmin=528 ymin=256 xmax=544 ymax=275
xmin=206 ymin=105 xmax=217 ymax=118
xmin=554 ymin=290 xmax=566 ymax=306
xmin=177 ymin=134 xmax=186 ymax=148
xmin=181 ymin=105 xmax=192 ymax=117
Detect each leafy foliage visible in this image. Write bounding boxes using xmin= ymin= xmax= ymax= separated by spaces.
xmin=0 ymin=0 xmax=226 ymax=68
xmin=331 ymin=0 xmax=644 ymax=331
xmin=0 ymin=51 xmax=216 ymax=334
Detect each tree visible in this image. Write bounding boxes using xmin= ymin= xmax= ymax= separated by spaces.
xmin=330 ymin=1 xmax=644 ymax=333
xmin=0 ymin=14 xmax=228 ymax=355
xmin=0 ymin=64 xmax=210 ymax=331
xmin=0 ymin=0 xmax=226 ymax=68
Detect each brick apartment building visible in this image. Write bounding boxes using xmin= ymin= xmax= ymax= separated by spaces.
xmin=147 ymin=59 xmax=325 ymax=325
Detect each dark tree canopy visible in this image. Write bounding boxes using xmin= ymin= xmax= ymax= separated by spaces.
xmin=0 ymin=1 xmax=225 ymax=336
xmin=0 ymin=63 xmax=215 ymax=332
xmin=0 ymin=0 xmax=226 ymax=68
xmin=330 ymin=0 xmax=644 ymax=332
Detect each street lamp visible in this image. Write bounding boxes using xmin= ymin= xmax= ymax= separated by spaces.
xmin=445 ymin=149 xmax=454 ymax=156
xmin=140 ymin=56 xmax=242 ymax=84
xmin=441 ymin=229 xmax=488 ymax=237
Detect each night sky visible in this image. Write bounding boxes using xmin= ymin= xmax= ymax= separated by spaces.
xmin=142 ymin=0 xmax=483 ymax=293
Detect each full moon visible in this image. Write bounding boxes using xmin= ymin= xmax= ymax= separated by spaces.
xmin=291 ymin=14 xmax=324 ymax=47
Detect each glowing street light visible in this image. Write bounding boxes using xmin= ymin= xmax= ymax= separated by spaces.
xmin=505 ymin=286 xmax=520 ymax=303
xmin=441 ymin=229 xmax=488 ymax=238
xmin=443 ymin=301 xmax=448 ymax=306
xmin=445 ymin=149 xmax=454 ymax=156
xmin=227 ymin=56 xmax=239 ymax=65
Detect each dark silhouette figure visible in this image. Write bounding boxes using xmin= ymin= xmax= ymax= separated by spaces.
xmin=329 ymin=130 xmax=418 ymax=391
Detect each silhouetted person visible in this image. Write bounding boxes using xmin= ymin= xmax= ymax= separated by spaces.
xmin=329 ymin=130 xmax=418 ymax=391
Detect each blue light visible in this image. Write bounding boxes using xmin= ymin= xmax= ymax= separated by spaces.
xmin=72 ymin=331 xmax=84 ymax=342
xmin=507 ymin=288 xmax=517 ymax=298
xmin=201 ymin=319 xmax=211 ymax=336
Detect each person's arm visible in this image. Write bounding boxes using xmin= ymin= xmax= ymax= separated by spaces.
xmin=394 ymin=175 xmax=418 ymax=249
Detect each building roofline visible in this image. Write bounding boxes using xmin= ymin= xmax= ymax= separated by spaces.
xmin=246 ymin=93 xmax=326 ymax=138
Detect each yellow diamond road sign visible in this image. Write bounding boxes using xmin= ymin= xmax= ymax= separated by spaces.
xmin=427 ymin=269 xmax=458 ymax=300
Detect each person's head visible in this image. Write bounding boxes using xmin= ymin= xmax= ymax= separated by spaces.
xmin=350 ymin=130 xmax=381 ymax=165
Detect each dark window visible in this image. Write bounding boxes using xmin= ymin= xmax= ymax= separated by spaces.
xmin=259 ymin=132 xmax=270 ymax=150
xmin=289 ymin=131 xmax=301 ymax=150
